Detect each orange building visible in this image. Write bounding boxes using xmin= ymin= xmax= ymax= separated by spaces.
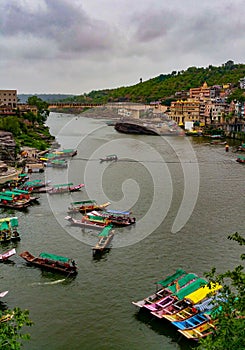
xmin=189 ymin=82 xmax=210 ymax=99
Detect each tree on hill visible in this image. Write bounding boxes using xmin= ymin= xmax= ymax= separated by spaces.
xmin=197 ymin=233 xmax=245 ymax=350
xmin=61 ymin=61 xmax=245 ymax=104
xmin=27 ymin=96 xmax=50 ymax=123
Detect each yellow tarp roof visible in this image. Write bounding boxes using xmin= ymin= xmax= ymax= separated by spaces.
xmin=185 ymin=282 xmax=222 ymax=304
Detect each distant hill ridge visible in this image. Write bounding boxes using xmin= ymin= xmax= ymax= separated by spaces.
xmin=19 ymin=61 xmax=245 ymax=105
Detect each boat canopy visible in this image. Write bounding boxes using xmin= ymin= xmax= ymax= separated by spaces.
xmin=18 ymin=173 xmax=28 ymax=178
xmin=39 ymin=252 xmax=71 ymax=263
xmin=2 ymin=190 xmax=28 ymax=197
xmin=87 ymin=215 xmax=107 ymax=222
xmin=167 ymin=273 xmax=198 ymax=293
xmin=53 ymin=183 xmax=73 ymax=187
xmin=106 ymin=209 xmax=131 ymax=215
xmin=9 ymin=189 xmax=29 ymax=194
xmin=0 ymin=217 xmax=18 ymax=228
xmin=185 ymin=282 xmax=222 ymax=304
xmin=71 ymin=200 xmax=96 ymax=205
xmin=0 ymin=195 xmax=14 ymax=201
xmin=0 ymin=221 xmax=9 ymax=230
xmin=174 ymin=278 xmax=207 ymax=300
xmin=50 ymin=159 xmax=67 ymax=163
xmin=156 ymin=269 xmax=186 ymax=287
xmin=98 ymin=225 xmax=114 ymax=237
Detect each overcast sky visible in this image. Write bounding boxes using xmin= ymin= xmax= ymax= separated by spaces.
xmin=1 ymin=0 xmax=245 ymax=95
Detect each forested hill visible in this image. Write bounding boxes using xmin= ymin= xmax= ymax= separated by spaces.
xmin=65 ymin=60 xmax=245 ymax=105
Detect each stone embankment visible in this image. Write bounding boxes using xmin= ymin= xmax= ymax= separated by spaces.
xmin=0 ymin=130 xmax=16 ymax=165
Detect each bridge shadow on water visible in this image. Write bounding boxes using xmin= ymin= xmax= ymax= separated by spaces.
xmin=134 ymin=308 xmax=198 ymax=350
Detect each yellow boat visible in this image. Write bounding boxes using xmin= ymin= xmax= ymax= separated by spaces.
xmin=162 ymin=282 xmax=222 ymax=322
xmin=178 ymin=321 xmax=216 ymax=340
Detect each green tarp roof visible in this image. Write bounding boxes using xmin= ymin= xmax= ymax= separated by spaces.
xmin=71 ymin=200 xmax=96 ymax=205
xmin=156 ymin=269 xmax=186 ymax=287
xmin=0 ymin=221 xmax=9 ymax=230
xmin=174 ymin=278 xmax=207 ymax=300
xmin=50 ymin=160 xmax=67 ymax=163
xmin=87 ymin=215 xmax=106 ymax=222
xmin=9 ymin=189 xmax=29 ymax=194
xmin=39 ymin=252 xmax=71 ymax=263
xmin=53 ymin=183 xmax=73 ymax=187
xmin=98 ymin=225 xmax=113 ymax=237
xmin=61 ymin=149 xmax=75 ymax=153
xmin=0 ymin=195 xmax=14 ymax=201
xmin=167 ymin=273 xmax=198 ymax=293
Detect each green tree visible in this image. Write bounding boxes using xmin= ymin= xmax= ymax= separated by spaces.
xmin=27 ymin=96 xmax=50 ymax=123
xmin=197 ymin=233 xmax=245 ymax=350
xmin=0 ymin=307 xmax=33 ymax=349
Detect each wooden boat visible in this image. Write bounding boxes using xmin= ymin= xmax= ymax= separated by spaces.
xmin=236 ymin=155 xmax=245 ymax=163
xmin=144 ymin=273 xmax=199 ymax=312
xmin=19 ymin=251 xmax=77 ymax=276
xmin=100 ymin=154 xmax=118 ymax=162
xmin=132 ymin=269 xmax=187 ymax=308
xmin=44 ymin=159 xmax=68 ymax=168
xmin=3 ymin=189 xmax=39 ymax=204
xmin=42 ymin=149 xmax=77 ymax=160
xmin=178 ymin=321 xmax=216 ymax=340
xmin=67 ymin=200 xmax=111 ymax=214
xmin=88 ymin=209 xmax=136 ymax=226
xmin=0 ymin=217 xmax=21 ymax=243
xmin=0 ymin=192 xmax=32 ymax=209
xmin=0 ymin=291 xmax=8 ymax=298
xmin=172 ymin=312 xmax=210 ymax=330
xmin=65 ymin=215 xmax=110 ymax=230
xmin=48 ymin=183 xmax=84 ymax=194
xmin=0 ymin=248 xmax=16 ymax=262
xmin=20 ymin=179 xmax=51 ymax=192
xmin=92 ymin=225 xmax=115 ymax=256
xmin=159 ymin=282 xmax=222 ymax=321
xmin=149 ymin=277 xmax=207 ymax=316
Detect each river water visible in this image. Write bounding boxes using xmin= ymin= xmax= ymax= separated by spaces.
xmin=1 ymin=112 xmax=244 ymax=350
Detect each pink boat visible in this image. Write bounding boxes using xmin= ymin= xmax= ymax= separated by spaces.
xmin=143 ymin=295 xmax=176 ymax=312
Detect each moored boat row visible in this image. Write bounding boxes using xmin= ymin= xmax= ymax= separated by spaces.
xmin=132 ymin=269 xmax=223 ymax=341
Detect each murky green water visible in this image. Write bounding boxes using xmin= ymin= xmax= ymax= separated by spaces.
xmin=1 ymin=113 xmax=244 ymax=350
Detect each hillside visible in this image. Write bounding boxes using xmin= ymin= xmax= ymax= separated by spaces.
xmin=63 ymin=60 xmax=245 ymax=105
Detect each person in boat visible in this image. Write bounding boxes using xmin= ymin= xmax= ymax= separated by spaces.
xmin=225 ymin=143 xmax=229 ymax=152
xmin=71 ymin=260 xmax=76 ymax=267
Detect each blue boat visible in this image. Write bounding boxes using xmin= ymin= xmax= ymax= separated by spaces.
xmin=172 ymin=312 xmax=209 ymax=330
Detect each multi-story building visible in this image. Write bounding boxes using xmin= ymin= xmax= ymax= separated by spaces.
xmin=0 ymin=90 xmax=17 ymax=108
xmin=189 ymin=82 xmax=210 ymax=99
xmin=170 ymin=99 xmax=200 ymax=126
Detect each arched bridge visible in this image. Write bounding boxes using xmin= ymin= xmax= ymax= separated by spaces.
xmin=48 ymin=102 xmax=104 ymax=109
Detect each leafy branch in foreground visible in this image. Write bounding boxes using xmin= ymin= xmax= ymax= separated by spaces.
xmin=197 ymin=233 xmax=245 ymax=350
xmin=0 ymin=307 xmax=33 ymax=349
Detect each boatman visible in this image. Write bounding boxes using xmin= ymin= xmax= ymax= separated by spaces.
xmin=225 ymin=143 xmax=229 ymax=152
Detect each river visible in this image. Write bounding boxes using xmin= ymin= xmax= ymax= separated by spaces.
xmin=1 ymin=112 xmax=244 ymax=350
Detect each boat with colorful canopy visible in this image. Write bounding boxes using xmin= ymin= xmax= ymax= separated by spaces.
xmin=68 ymin=200 xmax=111 ymax=214
xmin=87 ymin=209 xmax=136 ymax=226
xmin=65 ymin=215 xmax=110 ymax=229
xmin=48 ymin=183 xmax=84 ymax=194
xmin=132 ymin=269 xmax=187 ymax=308
xmin=19 ymin=251 xmax=77 ymax=276
xmin=92 ymin=224 xmax=115 ymax=256
xmin=0 ymin=217 xmax=21 ymax=242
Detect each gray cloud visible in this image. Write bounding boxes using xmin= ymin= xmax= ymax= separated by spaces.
xmin=1 ymin=0 xmax=245 ymax=93
xmin=1 ymin=0 xmax=117 ymax=58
